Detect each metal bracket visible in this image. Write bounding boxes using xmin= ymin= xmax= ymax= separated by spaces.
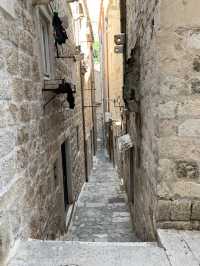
xmin=84 ymin=102 xmax=102 ymax=108
xmin=56 ymin=55 xmax=77 ymax=62
xmin=42 ymin=79 xmax=76 ymax=109
xmin=113 ymin=98 xmax=125 ymax=109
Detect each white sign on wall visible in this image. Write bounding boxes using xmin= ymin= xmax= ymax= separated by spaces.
xmin=118 ymin=134 xmax=133 ymax=153
xmin=0 ymin=0 xmax=16 ymax=18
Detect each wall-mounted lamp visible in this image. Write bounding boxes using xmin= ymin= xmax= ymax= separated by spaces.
xmin=114 ymin=34 xmax=125 ymax=45
xmin=114 ymin=45 xmax=124 ymax=54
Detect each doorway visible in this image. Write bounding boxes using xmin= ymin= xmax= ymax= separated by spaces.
xmin=61 ymin=140 xmax=73 ymax=212
xmin=128 ymin=147 xmax=135 ymax=205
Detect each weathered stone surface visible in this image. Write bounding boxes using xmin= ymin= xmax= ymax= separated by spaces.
xmin=156 ymin=0 xmax=200 ymax=228
xmin=0 ymin=1 xmax=87 ymax=263
xmin=11 ymin=78 xmax=24 ymax=102
xmin=7 ymin=240 xmax=170 ymax=266
xmin=191 ymin=79 xmax=200 ymax=94
xmin=18 ymin=54 xmax=31 ymax=78
xmin=176 ymin=160 xmax=199 ymax=179
xmin=159 ymin=101 xmax=177 ymax=119
xmin=193 ymin=56 xmax=200 ymax=72
xmin=177 ymin=99 xmax=200 ymax=117
xmin=66 ymin=152 xmax=138 ymax=242
xmin=178 ymin=119 xmax=200 ymax=137
xmin=172 ymin=181 xmax=200 ymax=199
xmin=6 ymin=48 xmax=19 ymax=75
xmin=158 ymin=229 xmax=200 ymax=266
xmin=158 ymin=221 xmax=192 ymax=231
xmin=19 ymin=103 xmax=31 ymax=123
xmin=0 ymin=153 xmax=15 ymax=190
xmin=157 ymin=200 xmax=171 ymax=221
xmin=159 ymin=119 xmax=177 ymax=137
xmin=122 ymin=0 xmax=160 ymax=241
xmin=171 ymin=200 xmax=191 ymax=221
xmin=0 ymin=130 xmax=15 ymax=158
xmin=159 ymin=137 xmax=200 ymax=161
xmin=17 ymin=126 xmax=29 ymax=145
xmin=19 ymin=30 xmax=33 ymax=56
xmin=191 ymin=202 xmax=200 ymax=220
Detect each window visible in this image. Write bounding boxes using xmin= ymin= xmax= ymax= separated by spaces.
xmin=39 ymin=13 xmax=51 ymax=78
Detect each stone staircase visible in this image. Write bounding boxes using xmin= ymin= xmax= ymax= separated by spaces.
xmin=7 ymin=240 xmax=170 ymax=266
xmin=6 ymin=230 xmax=200 ymax=266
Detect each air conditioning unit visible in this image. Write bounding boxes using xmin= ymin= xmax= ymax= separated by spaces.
xmin=32 ymin=0 xmax=52 ymax=6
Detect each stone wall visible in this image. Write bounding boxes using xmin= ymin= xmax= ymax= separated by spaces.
xmin=0 ymin=0 xmax=86 ymax=262
xmin=94 ymin=64 xmax=104 ymax=149
xmin=124 ymin=0 xmax=159 ymax=241
xmin=157 ymin=0 xmax=200 ymax=230
xmin=124 ymin=0 xmax=200 ymax=240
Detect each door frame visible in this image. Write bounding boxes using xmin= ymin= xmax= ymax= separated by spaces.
xmin=61 ymin=139 xmax=73 ymax=212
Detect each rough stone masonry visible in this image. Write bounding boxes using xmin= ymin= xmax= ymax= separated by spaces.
xmin=0 ymin=0 xmax=86 ymax=262
xmin=123 ymin=0 xmax=200 ymax=240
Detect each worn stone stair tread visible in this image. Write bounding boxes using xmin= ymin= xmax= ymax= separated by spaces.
xmin=158 ymin=229 xmax=200 ymax=266
xmin=7 ymin=240 xmax=170 ymax=266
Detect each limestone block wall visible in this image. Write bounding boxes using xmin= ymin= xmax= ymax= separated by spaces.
xmin=125 ymin=0 xmax=159 ymax=240
xmin=125 ymin=0 xmax=200 ymax=239
xmin=0 ymin=0 xmax=85 ymax=262
xmin=157 ymin=0 xmax=200 ymax=230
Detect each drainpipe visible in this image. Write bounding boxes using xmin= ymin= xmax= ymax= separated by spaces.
xmin=90 ymin=46 xmax=97 ymax=156
xmin=106 ymin=28 xmax=110 ymax=113
xmin=120 ymin=0 xmax=127 ymax=136
xmin=80 ymin=62 xmax=88 ymax=182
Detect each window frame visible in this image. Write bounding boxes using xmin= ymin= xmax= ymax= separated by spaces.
xmin=40 ymin=14 xmax=51 ymax=78
xmin=35 ymin=6 xmax=55 ymax=80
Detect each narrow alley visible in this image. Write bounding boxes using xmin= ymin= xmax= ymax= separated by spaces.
xmin=1 ymin=0 xmax=200 ymax=265
xmin=66 ymin=150 xmax=138 ymax=242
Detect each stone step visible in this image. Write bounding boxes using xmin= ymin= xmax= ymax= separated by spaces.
xmin=158 ymin=229 xmax=200 ymax=266
xmin=7 ymin=240 xmax=171 ymax=266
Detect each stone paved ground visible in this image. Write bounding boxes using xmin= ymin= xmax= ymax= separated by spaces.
xmin=65 ymin=151 xmax=139 ymax=242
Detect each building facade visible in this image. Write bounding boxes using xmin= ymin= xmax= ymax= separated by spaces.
xmin=99 ymin=0 xmax=200 ymax=241
xmin=0 ymin=0 xmax=95 ymax=263
xmin=72 ymin=0 xmax=97 ymax=178
xmin=99 ymin=0 xmax=124 ymax=164
xmin=121 ymin=0 xmax=200 ymax=240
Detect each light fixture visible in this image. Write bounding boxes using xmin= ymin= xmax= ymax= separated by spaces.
xmin=114 ymin=45 xmax=124 ymax=54
xmin=114 ymin=34 xmax=125 ymax=45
